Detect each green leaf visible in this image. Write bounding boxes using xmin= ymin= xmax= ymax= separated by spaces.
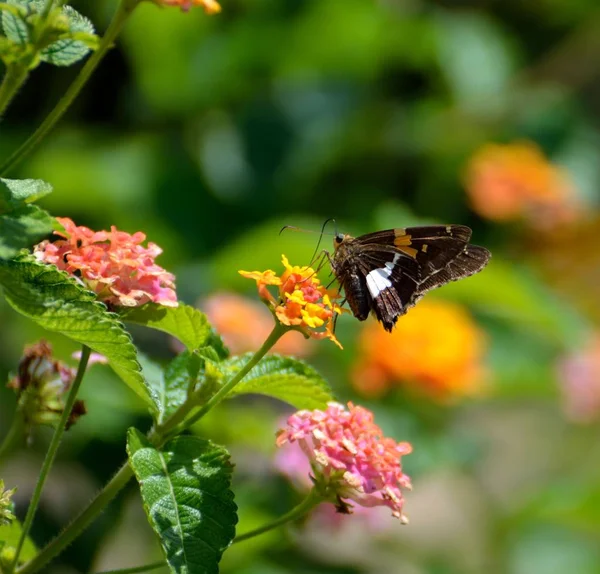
xmin=40 ymin=5 xmax=96 ymax=67
xmin=127 ymin=429 xmax=238 ymax=574
xmin=145 ymin=351 xmax=201 ymax=424
xmin=215 ymin=353 xmax=334 ymax=410
xmin=0 ymin=204 xmax=55 ymax=259
xmin=1 ymin=0 xmax=31 ymax=45
xmin=0 ymin=177 xmax=53 ymax=212
xmin=120 ymin=303 xmax=228 ymax=358
xmin=0 ymin=255 xmax=149 ymax=404
xmin=0 ymin=517 xmax=38 ymax=566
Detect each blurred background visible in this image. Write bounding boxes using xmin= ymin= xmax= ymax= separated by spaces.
xmin=2 ymin=0 xmax=600 ymax=572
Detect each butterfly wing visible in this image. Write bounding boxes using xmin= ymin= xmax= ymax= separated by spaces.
xmin=348 ymin=225 xmax=490 ymax=331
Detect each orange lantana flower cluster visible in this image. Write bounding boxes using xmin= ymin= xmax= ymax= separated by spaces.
xmin=239 ymin=255 xmax=343 ymax=348
xmin=352 ymin=300 xmax=486 ymax=400
xmin=464 ymin=141 xmax=579 ymax=229
xmin=34 ymin=217 xmax=178 ymax=308
xmin=157 ymin=0 xmax=221 ymax=13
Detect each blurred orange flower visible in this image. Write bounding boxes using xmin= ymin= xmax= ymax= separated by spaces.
xmin=157 ymin=0 xmax=221 ymax=13
xmin=464 ymin=141 xmax=579 ymax=228
xmin=202 ymin=292 xmax=313 ymax=357
xmin=240 ymin=255 xmax=344 ymax=348
xmin=558 ymin=334 xmax=600 ymax=424
xmin=352 ymin=300 xmax=486 ymax=400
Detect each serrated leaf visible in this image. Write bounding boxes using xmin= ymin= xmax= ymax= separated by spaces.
xmin=1 ymin=0 xmax=33 ymax=45
xmin=41 ymin=5 xmax=95 ymax=66
xmin=0 ymin=255 xmax=149 ymax=404
xmin=147 ymin=351 xmax=200 ymax=424
xmin=127 ymin=429 xmax=238 ymax=574
xmin=217 ymin=353 xmax=334 ymax=410
xmin=0 ymin=517 xmax=38 ymax=564
xmin=0 ymin=177 xmax=53 ymax=212
xmin=0 ymin=205 xmax=55 ymax=259
xmin=120 ymin=303 xmax=227 ymax=357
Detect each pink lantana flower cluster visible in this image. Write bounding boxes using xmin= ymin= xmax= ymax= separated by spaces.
xmin=34 ymin=217 xmax=177 ymax=308
xmin=276 ymin=402 xmax=412 ymax=521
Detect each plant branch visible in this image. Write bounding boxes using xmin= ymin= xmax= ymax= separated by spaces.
xmin=234 ymin=488 xmax=322 ymax=544
xmin=0 ymin=0 xmax=139 ymax=175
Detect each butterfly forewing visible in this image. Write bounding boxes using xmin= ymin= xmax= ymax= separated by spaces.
xmin=331 ymin=224 xmax=490 ymax=332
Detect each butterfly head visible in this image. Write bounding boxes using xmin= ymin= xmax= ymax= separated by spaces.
xmin=333 ymin=233 xmax=352 ymax=251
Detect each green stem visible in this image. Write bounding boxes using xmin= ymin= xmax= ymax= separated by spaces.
xmin=0 ymin=64 xmax=29 ymax=118
xmin=0 ymin=413 xmax=25 ymax=463
xmin=94 ymin=561 xmax=166 ymax=574
xmin=233 ymin=488 xmax=322 ymax=544
xmin=10 ymin=346 xmax=91 ymax=573
xmin=167 ymin=323 xmax=287 ymax=437
xmin=0 ymin=0 xmax=139 ymax=176
xmin=17 ymin=462 xmax=133 ymax=574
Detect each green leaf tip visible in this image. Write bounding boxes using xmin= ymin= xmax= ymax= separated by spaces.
xmin=216 ymin=353 xmax=334 ymax=410
xmin=120 ymin=303 xmax=229 ymax=359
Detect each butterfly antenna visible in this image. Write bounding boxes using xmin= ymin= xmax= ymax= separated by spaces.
xmin=307 ymin=218 xmax=336 ymax=266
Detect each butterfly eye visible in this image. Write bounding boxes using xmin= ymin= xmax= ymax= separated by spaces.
xmin=335 ymin=234 xmax=344 ymax=245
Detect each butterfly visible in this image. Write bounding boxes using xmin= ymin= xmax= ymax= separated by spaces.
xmin=329 ymin=225 xmax=490 ymax=332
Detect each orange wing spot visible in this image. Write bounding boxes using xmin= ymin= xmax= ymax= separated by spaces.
xmin=393 ymin=231 xmax=412 ymax=247
xmin=397 ymin=245 xmax=418 ymax=258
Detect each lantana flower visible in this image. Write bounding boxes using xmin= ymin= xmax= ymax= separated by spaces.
xmin=239 ymin=255 xmax=343 ymax=348
xmin=7 ymin=340 xmax=87 ymax=431
xmin=276 ymin=402 xmax=412 ymax=521
xmin=0 ymin=481 xmax=16 ymax=527
xmin=464 ymin=141 xmax=579 ymax=229
xmin=155 ymin=0 xmax=221 ymax=13
xmin=34 ymin=217 xmax=177 ymax=308
xmin=352 ymin=300 xmax=486 ymax=400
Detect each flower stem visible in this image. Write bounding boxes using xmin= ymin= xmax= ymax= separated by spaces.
xmin=94 ymin=561 xmax=167 ymax=574
xmin=233 ymin=488 xmax=323 ymax=544
xmin=0 ymin=0 xmax=139 ymax=176
xmin=166 ymin=323 xmax=287 ymax=437
xmin=0 ymin=63 xmax=29 ymax=119
xmin=0 ymin=413 xmax=25 ymax=464
xmin=10 ymin=345 xmax=91 ymax=574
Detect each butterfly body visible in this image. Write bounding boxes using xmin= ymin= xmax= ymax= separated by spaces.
xmin=331 ymin=225 xmax=490 ymax=332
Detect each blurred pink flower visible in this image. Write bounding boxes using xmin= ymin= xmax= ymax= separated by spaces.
xmin=34 ymin=217 xmax=177 ymax=309
xmin=276 ymin=402 xmax=412 ymax=521
xmin=558 ymin=335 xmax=600 ymax=423
xmin=202 ymin=292 xmax=313 ymax=357
xmin=72 ymin=351 xmax=109 ymax=366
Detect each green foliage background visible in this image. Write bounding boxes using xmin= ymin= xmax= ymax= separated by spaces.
xmin=2 ymin=0 xmax=600 ymax=572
